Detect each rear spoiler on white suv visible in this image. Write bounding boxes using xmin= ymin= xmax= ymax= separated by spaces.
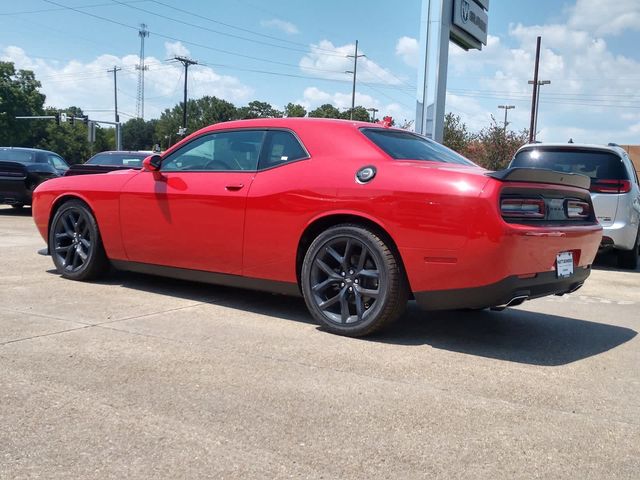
xmin=486 ymin=168 xmax=591 ymax=190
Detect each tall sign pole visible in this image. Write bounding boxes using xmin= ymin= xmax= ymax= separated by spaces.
xmin=416 ymin=0 xmax=489 ymax=142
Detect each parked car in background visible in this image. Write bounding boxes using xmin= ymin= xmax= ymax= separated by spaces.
xmin=511 ymin=143 xmax=640 ymax=269
xmin=65 ymin=151 xmax=150 ymax=177
xmin=33 ymin=118 xmax=602 ymax=336
xmin=0 ymin=147 xmax=69 ymax=209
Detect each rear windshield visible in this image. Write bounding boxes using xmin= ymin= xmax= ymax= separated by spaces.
xmin=361 ymin=128 xmax=476 ymax=166
xmin=0 ymin=150 xmax=39 ymax=164
xmin=512 ymin=148 xmax=627 ymax=180
xmin=86 ymin=152 xmax=147 ymax=166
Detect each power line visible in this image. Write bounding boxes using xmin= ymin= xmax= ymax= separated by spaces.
xmin=110 ymin=0 xmax=346 ymax=58
xmin=42 ymin=0 xmax=345 ymax=75
xmin=148 ymin=0 xmax=342 ymax=54
xmin=0 ymin=0 xmax=145 ymax=15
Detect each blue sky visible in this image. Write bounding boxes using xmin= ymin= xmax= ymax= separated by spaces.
xmin=1 ymin=0 xmax=639 ymax=143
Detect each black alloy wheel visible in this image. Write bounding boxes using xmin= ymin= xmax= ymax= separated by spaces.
xmin=49 ymin=200 xmax=108 ymax=280
xmin=301 ymin=224 xmax=408 ymax=337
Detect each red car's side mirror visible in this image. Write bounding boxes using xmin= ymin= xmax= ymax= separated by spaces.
xmin=143 ymin=154 xmax=162 ymax=172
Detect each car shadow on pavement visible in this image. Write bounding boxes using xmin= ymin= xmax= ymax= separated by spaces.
xmin=369 ymin=302 xmax=637 ymax=366
xmin=88 ymin=270 xmax=637 ymax=367
xmin=593 ymin=249 xmax=640 ymax=273
xmin=0 ymin=206 xmax=32 ymax=216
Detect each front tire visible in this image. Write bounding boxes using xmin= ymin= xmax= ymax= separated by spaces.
xmin=301 ymin=224 xmax=409 ymax=337
xmin=49 ymin=200 xmax=108 ymax=280
xmin=617 ymin=227 xmax=639 ymax=270
xmin=11 ymin=203 xmax=24 ymax=210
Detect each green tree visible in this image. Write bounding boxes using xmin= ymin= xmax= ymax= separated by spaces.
xmin=472 ymin=116 xmax=528 ymax=170
xmin=443 ymin=112 xmax=473 ymax=156
xmin=0 ymin=61 xmax=46 ymax=146
xmin=340 ymin=106 xmax=371 ymax=122
xmin=284 ymin=102 xmax=307 ymax=118
xmin=308 ymin=103 xmax=342 ymax=119
xmin=235 ymin=100 xmax=283 ymax=119
xmin=155 ymin=96 xmax=237 ymax=147
xmin=122 ymin=117 xmax=158 ymax=151
xmin=35 ymin=106 xmax=94 ymax=163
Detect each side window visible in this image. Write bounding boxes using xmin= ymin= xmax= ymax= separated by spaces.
xmin=48 ymin=154 xmax=68 ymax=171
xmin=162 ymin=130 xmax=264 ymax=172
xmin=259 ymin=130 xmax=308 ymax=170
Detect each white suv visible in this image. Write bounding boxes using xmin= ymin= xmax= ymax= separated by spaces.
xmin=510 ymin=143 xmax=640 ymax=269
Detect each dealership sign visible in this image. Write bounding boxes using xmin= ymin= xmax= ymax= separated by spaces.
xmin=451 ymin=0 xmax=489 ymax=50
xmin=415 ymin=0 xmax=490 ymax=141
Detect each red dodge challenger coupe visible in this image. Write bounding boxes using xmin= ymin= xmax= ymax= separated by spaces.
xmin=32 ymin=118 xmax=602 ymax=336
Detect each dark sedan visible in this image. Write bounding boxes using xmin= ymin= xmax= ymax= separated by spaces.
xmin=64 ymin=151 xmax=150 ymax=176
xmin=0 ymin=147 xmax=69 ymax=209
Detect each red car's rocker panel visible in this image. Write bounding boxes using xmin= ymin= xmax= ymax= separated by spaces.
xmin=32 ymin=118 xmax=603 ymax=336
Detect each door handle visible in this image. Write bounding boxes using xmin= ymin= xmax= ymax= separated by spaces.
xmin=225 ymin=183 xmax=244 ymax=191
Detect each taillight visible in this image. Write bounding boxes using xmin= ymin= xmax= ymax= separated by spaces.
xmin=565 ymin=199 xmax=590 ymax=219
xmin=501 ymin=198 xmax=546 ymax=219
xmin=590 ymin=179 xmax=631 ymax=194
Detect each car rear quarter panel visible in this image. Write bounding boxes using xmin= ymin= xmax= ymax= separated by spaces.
xmin=243 ymin=138 xmax=492 ymax=289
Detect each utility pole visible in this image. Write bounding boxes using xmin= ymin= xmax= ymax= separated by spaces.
xmin=108 ymin=66 xmax=123 ymax=150
xmin=136 ymin=23 xmax=150 ymax=119
xmin=528 ymin=79 xmax=551 ymax=141
xmin=367 ymin=107 xmax=379 ymax=122
xmin=173 ymin=56 xmax=198 ymax=135
xmin=528 ymin=36 xmax=541 ymax=143
xmin=346 ymin=40 xmax=365 ymax=120
xmin=498 ymin=105 xmax=515 ymax=134
xmin=108 ymin=66 xmax=121 ymax=123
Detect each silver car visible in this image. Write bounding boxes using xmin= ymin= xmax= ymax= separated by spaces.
xmin=510 ymin=143 xmax=640 ymax=269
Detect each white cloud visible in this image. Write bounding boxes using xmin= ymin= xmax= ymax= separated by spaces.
xmin=395 ymin=36 xmax=419 ymax=68
xmin=394 ymin=13 xmax=640 ymax=144
xmin=0 ymin=43 xmax=252 ymax=121
xmin=300 ymin=40 xmax=404 ymax=85
xmin=260 ymin=18 xmax=299 ymax=35
xmin=568 ymin=0 xmax=640 ymax=36
xmin=164 ymin=41 xmax=190 ymax=58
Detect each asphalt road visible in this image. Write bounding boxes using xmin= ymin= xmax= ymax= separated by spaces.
xmin=1 ymin=205 xmax=638 ymax=479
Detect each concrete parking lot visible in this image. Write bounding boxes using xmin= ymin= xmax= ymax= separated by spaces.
xmin=1 ymin=205 xmax=638 ymax=479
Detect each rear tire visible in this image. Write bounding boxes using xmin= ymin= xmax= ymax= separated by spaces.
xmin=11 ymin=204 xmax=24 ymax=210
xmin=617 ymin=228 xmax=639 ymax=270
xmin=301 ymin=224 xmax=409 ymax=337
xmin=49 ymin=200 xmax=108 ymax=281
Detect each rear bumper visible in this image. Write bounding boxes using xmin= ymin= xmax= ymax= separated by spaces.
xmin=0 ymin=179 xmax=30 ymax=205
xmin=415 ymin=267 xmax=590 ymax=310
xmin=602 ymin=222 xmax=638 ymax=251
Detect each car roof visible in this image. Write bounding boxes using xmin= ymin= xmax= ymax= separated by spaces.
xmin=92 ymin=151 xmax=149 ymax=155
xmin=196 ymin=117 xmax=390 ymax=134
xmin=0 ymin=146 xmax=59 ymax=156
xmin=516 ymin=142 xmax=625 ymax=157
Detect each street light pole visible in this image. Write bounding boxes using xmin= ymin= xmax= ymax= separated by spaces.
xmin=528 ymin=36 xmax=541 ymax=143
xmin=498 ymin=105 xmax=515 ymax=134
xmin=528 ymin=80 xmax=551 ymax=141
